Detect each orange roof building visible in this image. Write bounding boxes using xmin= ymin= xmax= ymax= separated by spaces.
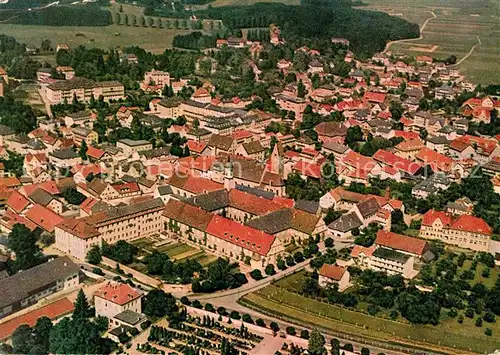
xmin=420 ymin=209 xmax=492 ymax=252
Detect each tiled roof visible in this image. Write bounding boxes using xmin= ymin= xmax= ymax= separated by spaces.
xmin=25 ymin=204 xmax=64 ymax=233
xmin=351 ymin=244 xmax=376 ymax=257
xmin=22 ymin=180 xmax=60 ymax=196
xmin=415 ymin=147 xmax=454 ymax=172
xmin=0 ymin=298 xmax=74 ymax=341
xmin=373 ymin=149 xmax=422 ymax=175
xmin=451 ymin=214 xmax=492 ymax=235
xmin=163 ymin=199 xmax=213 ymax=231
xmin=422 ymin=209 xmax=452 ymax=227
xmin=375 ymin=230 xmax=427 ymax=256
xmin=87 ymin=146 xmax=105 ymax=159
xmin=319 ymin=264 xmax=346 ymax=281
xmin=6 ymin=190 xmax=30 ymax=213
xmin=206 ymin=214 xmax=276 ymax=256
xmin=363 ymin=91 xmax=386 ymax=103
xmin=94 ymin=282 xmax=142 ymax=305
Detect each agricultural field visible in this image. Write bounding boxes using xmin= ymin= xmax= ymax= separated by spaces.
xmin=357 ymin=0 xmax=500 ymax=84
xmin=241 ymin=269 xmax=500 ymax=354
xmin=0 ymin=23 xmax=193 ymax=53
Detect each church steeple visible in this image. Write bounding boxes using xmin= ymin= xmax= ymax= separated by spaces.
xmin=269 ymin=141 xmax=284 ymax=176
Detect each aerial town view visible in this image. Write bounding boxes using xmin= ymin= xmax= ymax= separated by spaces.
xmin=0 ymin=0 xmax=499 ymax=354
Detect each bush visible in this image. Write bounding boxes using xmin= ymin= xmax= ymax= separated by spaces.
xmin=324 ymin=237 xmax=334 ymax=248
xmin=270 ymin=321 xmax=279 ymax=332
xmin=300 ymin=329 xmax=309 ymax=339
xmin=205 ymin=303 xmax=215 ymax=312
xmin=277 ymin=259 xmax=287 ymax=270
xmin=343 ymin=343 xmax=354 ymax=351
xmin=217 ymin=307 xmax=226 ymax=315
xmin=389 ymin=309 xmax=398 ymax=320
xmin=265 ymin=264 xmax=276 ymax=276
xmin=293 ymin=251 xmax=304 ymax=263
xmin=482 ymin=267 xmax=491 ymax=278
xmin=256 ymin=318 xmax=266 ymax=327
xmin=192 ymin=300 xmax=203 ymax=309
xmin=180 ymin=296 xmax=191 ymax=305
xmin=361 ymin=348 xmax=370 ymax=355
xmin=286 ymin=326 xmax=296 ymax=335
xmin=465 ymin=308 xmax=475 ymax=318
xmin=485 ymin=328 xmax=493 ymax=336
xmin=250 ymin=269 xmax=263 ymax=280
xmin=457 ymin=315 xmax=464 ymax=323
xmin=230 ymin=310 xmax=241 ymax=320
xmin=242 ymin=314 xmax=253 ymax=323
xmin=140 ymin=320 xmax=151 ymax=330
xmin=475 ymin=317 xmax=483 ymax=327
xmin=447 ymin=308 xmax=458 ymax=318
xmin=483 ymin=311 xmax=496 ymax=323
xmin=367 ymin=304 xmax=379 ymax=315
xmin=92 ymin=267 xmax=104 ymax=276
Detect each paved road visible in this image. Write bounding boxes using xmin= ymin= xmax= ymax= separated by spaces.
xmin=383 ymin=11 xmax=437 ymax=53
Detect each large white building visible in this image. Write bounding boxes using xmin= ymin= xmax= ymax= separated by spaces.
xmin=55 ymin=198 xmax=164 ymax=260
xmin=45 ymin=77 xmax=125 ymax=104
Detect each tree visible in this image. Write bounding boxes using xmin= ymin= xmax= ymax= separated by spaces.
xmin=34 ymin=316 xmax=53 ymax=353
xmin=143 ymin=290 xmax=178 ymax=318
xmin=389 ymin=100 xmax=403 ymax=120
xmin=308 ymin=329 xmax=326 ymax=355
xmin=297 ymin=79 xmax=306 ymax=98
xmin=265 ymin=264 xmax=276 ymax=276
xmin=330 ymin=338 xmax=340 ymax=355
xmin=7 ymin=224 xmax=44 ymax=272
xmin=12 ymin=324 xmax=35 ymax=354
xmin=270 ymin=321 xmax=279 ymax=333
xmin=62 ymin=187 xmax=87 ymax=205
xmin=74 ymin=289 xmax=93 ymax=319
xmin=79 ymin=140 xmax=88 ymax=160
xmin=361 ymin=348 xmax=370 ymax=355
xmin=324 ymin=237 xmax=334 ymax=248
xmin=256 ymin=318 xmax=266 ymax=327
xmin=250 ymin=269 xmax=263 ymax=280
xmin=41 ymin=39 xmax=51 ymax=52
xmin=86 ymin=246 xmax=102 ymax=265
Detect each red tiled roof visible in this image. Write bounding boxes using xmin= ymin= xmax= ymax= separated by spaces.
xmin=94 ymin=282 xmax=142 ymax=305
xmin=232 ymin=130 xmax=253 ymax=140
xmin=373 ymin=149 xmax=422 ymax=175
xmin=80 ymin=196 xmax=99 ymax=214
xmin=415 ymin=147 xmax=454 ymax=172
xmin=182 ymin=175 xmax=223 ymax=194
xmin=6 ymin=190 xmax=30 ymax=213
xmin=228 ymin=189 xmax=284 ymax=216
xmin=206 ymin=214 xmax=276 ymax=256
xmin=451 ymin=214 xmax=492 ymax=235
xmin=0 ymin=298 xmax=74 ymax=341
xmin=363 ymin=91 xmax=386 ymax=103
xmin=292 ymin=160 xmax=322 ymax=179
xmin=192 ymin=87 xmax=210 ymax=98
xmin=187 ymin=140 xmax=208 ymax=154
xmin=319 ymin=264 xmax=346 ymax=281
xmin=0 ymin=177 xmax=21 ymax=188
xmin=1 ymin=209 xmax=37 ymax=231
xmin=111 ymin=182 xmax=140 ymax=194
xmin=422 ymin=209 xmax=452 ymax=227
xmin=375 ymin=230 xmax=427 ymax=256
xmin=351 ymin=244 xmax=376 ymax=257
xmin=25 ymin=204 xmax=63 ymax=233
xmin=87 ymin=146 xmax=105 ymax=160
xmin=22 ymin=180 xmax=60 ymax=196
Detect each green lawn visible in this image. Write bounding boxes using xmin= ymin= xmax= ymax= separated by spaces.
xmin=157 ymin=242 xmax=196 ymax=258
xmin=242 ymin=284 xmax=500 ymax=354
xmin=0 ymin=23 xmax=193 ymax=53
xmin=461 ymin=259 xmax=499 ymax=288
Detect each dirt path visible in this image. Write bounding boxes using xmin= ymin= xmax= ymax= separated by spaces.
xmin=450 ymin=35 xmax=481 ymax=67
xmin=383 ymin=10 xmax=437 ymax=53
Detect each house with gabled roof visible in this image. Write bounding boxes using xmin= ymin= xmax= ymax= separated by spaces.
xmin=420 ymin=209 xmax=492 ymax=252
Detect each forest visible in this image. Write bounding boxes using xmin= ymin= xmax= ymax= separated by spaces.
xmin=191 ymin=0 xmax=419 ymax=58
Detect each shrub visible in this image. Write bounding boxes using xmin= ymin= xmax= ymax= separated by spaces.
xmin=205 ymin=303 xmax=215 ymax=312
xmin=230 ymin=310 xmax=241 ymax=320
xmin=465 ymin=308 xmax=475 ymax=318
xmin=343 ymin=343 xmax=354 ymax=351
xmin=447 ymin=308 xmax=458 ymax=318
xmin=265 ymin=264 xmax=276 ymax=276
xmin=270 ymin=321 xmax=279 ymax=332
xmin=361 ymin=348 xmax=370 ymax=355
xmin=485 ymin=328 xmax=493 ymax=336
xmin=242 ymin=314 xmax=253 ymax=323
xmin=483 ymin=311 xmax=496 ymax=323
xmin=389 ymin=309 xmax=398 ymax=320
xmin=180 ymin=296 xmax=191 ymax=305
xmin=217 ymin=307 xmax=226 ymax=315
xmin=482 ymin=267 xmax=490 ymax=278
xmin=286 ymin=326 xmax=296 ymax=335
xmin=256 ymin=318 xmax=266 ymax=327
xmin=475 ymin=317 xmax=483 ymax=327
xmin=300 ymin=329 xmax=309 ymax=339
xmin=250 ymin=269 xmax=263 ymax=280
xmin=140 ymin=320 xmax=151 ymax=330
xmin=192 ymin=300 xmax=203 ymax=309
xmin=324 ymin=237 xmax=334 ymax=248
xmin=92 ymin=267 xmax=104 ymax=276
xmin=457 ymin=315 xmax=464 ymax=324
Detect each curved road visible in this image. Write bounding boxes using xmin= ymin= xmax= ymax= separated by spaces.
xmin=450 ymin=35 xmax=481 ymax=67
xmin=383 ymin=10 xmax=437 ymax=53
